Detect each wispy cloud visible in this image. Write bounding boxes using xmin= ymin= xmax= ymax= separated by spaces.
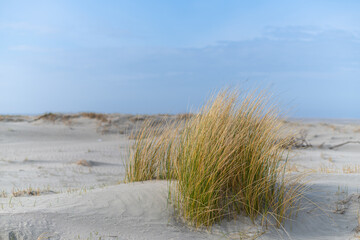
xmin=263 ymin=26 xmax=322 ymax=41
xmin=263 ymin=26 xmax=360 ymax=42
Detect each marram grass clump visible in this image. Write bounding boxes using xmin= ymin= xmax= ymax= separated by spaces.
xmin=126 ymin=89 xmax=303 ymax=228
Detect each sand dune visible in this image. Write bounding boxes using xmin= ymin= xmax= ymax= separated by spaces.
xmin=0 ymin=114 xmax=360 ymax=239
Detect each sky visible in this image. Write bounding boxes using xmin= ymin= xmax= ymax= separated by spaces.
xmin=0 ymin=0 xmax=359 ymax=118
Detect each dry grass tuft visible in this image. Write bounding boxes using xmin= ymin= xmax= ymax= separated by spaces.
xmin=80 ymin=112 xmax=108 ymax=122
xmin=34 ymin=113 xmax=75 ymax=126
xmin=12 ymin=189 xmax=40 ymax=197
xmin=318 ymin=164 xmax=360 ymax=174
xmin=126 ymin=89 xmax=304 ymax=228
xmin=0 ymin=190 xmax=7 ymax=198
xmin=35 ymin=112 xmax=59 ymax=122
xmin=343 ymin=164 xmax=360 ymax=174
xmin=11 ymin=186 xmax=53 ymax=197
xmin=319 ymin=164 xmax=339 ymax=174
xmin=75 ymin=159 xmax=93 ymax=167
xmin=35 ymin=112 xmax=109 ymax=124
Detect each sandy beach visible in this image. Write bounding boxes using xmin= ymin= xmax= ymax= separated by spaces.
xmin=0 ymin=114 xmax=360 ymax=239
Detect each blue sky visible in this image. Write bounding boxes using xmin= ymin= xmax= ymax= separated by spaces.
xmin=0 ymin=1 xmax=359 ymax=118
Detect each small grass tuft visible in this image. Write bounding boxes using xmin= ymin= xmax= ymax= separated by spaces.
xmin=75 ymin=159 xmax=93 ymax=167
xmin=80 ymin=112 xmax=108 ymax=122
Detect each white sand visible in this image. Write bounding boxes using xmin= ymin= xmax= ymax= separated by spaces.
xmin=0 ymin=115 xmax=360 ymax=239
